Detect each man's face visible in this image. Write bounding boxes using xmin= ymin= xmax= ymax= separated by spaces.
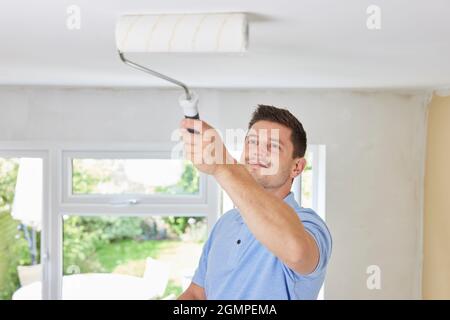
xmin=240 ymin=120 xmax=304 ymax=190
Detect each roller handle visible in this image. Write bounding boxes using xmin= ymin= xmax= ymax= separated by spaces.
xmin=179 ymin=91 xmax=200 ymax=134
xmin=185 ymin=113 xmax=200 ymax=133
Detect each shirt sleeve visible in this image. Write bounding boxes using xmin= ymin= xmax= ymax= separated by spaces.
xmin=283 ymin=212 xmax=332 ymax=280
xmin=302 ymin=218 xmax=332 ymax=278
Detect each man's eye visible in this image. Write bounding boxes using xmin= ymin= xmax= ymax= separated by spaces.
xmin=248 ymin=138 xmax=257 ymax=145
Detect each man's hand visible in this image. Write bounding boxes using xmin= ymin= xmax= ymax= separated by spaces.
xmin=180 ymin=119 xmax=235 ymax=175
xmin=178 ymin=282 xmax=206 ymax=300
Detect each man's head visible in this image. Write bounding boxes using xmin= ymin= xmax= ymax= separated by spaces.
xmin=241 ymin=105 xmax=307 ymax=193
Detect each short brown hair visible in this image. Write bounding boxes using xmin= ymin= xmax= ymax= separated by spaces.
xmin=248 ymin=104 xmax=307 ymax=158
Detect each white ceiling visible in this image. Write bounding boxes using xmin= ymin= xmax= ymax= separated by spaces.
xmin=1 ymin=0 xmax=450 ymax=89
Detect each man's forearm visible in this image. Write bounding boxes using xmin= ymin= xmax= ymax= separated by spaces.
xmin=213 ymin=164 xmax=311 ymax=266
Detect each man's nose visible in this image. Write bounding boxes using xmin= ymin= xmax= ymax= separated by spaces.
xmin=256 ymin=143 xmax=270 ymax=159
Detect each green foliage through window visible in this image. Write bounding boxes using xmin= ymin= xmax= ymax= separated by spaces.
xmin=1 ymin=158 xmax=205 ymax=299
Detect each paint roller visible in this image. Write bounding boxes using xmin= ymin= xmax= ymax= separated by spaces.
xmin=115 ymin=13 xmax=248 ymax=132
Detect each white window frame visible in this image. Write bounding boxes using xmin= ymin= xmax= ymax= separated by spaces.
xmin=0 ymin=142 xmax=220 ymax=300
xmin=310 ymin=144 xmax=326 ymax=221
xmin=307 ymin=144 xmax=327 ymax=299
xmin=62 ymin=150 xmax=208 ymax=212
xmin=0 ymin=146 xmax=52 ymax=300
xmin=291 ymin=144 xmax=327 ymax=219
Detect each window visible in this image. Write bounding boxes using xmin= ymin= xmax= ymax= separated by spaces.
xmin=0 ymin=157 xmax=43 ymax=300
xmin=0 ymin=145 xmax=219 ymax=300
xmin=298 ymin=150 xmax=313 ymax=208
xmin=61 ymin=215 xmax=206 ymax=300
xmin=55 ymin=148 xmax=219 ymax=300
xmin=61 ymin=152 xmax=211 ymax=209
xmin=71 ymin=159 xmax=199 ymax=196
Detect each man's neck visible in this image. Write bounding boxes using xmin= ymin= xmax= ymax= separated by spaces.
xmin=265 ymin=183 xmax=292 ymax=200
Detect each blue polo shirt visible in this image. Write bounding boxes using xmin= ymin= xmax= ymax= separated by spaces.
xmin=192 ymin=192 xmax=332 ymax=300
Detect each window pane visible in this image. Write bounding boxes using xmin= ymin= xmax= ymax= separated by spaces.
xmin=301 ymin=151 xmax=313 ymax=208
xmin=72 ymin=159 xmax=199 ymax=195
xmin=0 ymin=158 xmax=42 ymax=300
xmin=62 ymin=215 xmax=206 ymax=300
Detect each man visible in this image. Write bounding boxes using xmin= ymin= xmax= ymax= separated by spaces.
xmin=178 ymin=105 xmax=332 ymax=300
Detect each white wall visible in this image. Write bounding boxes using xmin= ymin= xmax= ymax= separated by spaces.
xmin=0 ymin=86 xmax=428 ymax=299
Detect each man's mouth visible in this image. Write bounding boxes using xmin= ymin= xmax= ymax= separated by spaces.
xmin=247 ymin=159 xmax=269 ymax=168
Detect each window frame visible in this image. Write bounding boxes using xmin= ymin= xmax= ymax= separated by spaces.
xmin=0 ymin=146 xmax=52 ymax=300
xmin=0 ymin=142 xmax=220 ymax=300
xmin=57 ymin=144 xmax=220 ymax=300
xmin=291 ymin=144 xmax=327 ymax=220
xmin=61 ymin=150 xmax=210 ymax=212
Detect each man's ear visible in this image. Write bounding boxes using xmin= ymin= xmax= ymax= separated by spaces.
xmin=291 ymin=157 xmax=306 ymax=179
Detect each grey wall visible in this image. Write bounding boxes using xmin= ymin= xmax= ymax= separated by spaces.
xmin=0 ymin=86 xmax=429 ymax=299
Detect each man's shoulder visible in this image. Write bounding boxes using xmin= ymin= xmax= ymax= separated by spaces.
xmin=296 ymin=206 xmax=327 ymax=228
xmin=208 ymin=208 xmax=240 ymax=234
xmin=288 ymin=202 xmax=329 ymax=237
xmin=218 ymin=208 xmax=240 ymax=224
xmin=295 ymin=206 xmax=321 ymax=219
xmin=286 ymin=196 xmax=324 ymax=223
